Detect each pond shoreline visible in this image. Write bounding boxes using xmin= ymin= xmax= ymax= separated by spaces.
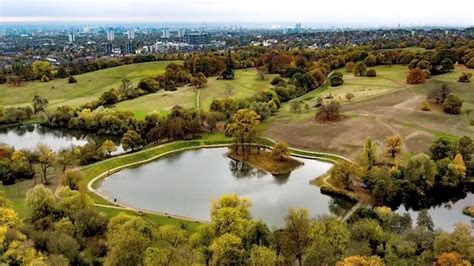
xmin=85 ymin=137 xmax=351 ymax=225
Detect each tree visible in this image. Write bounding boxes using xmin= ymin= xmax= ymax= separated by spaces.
xmin=435 ymin=252 xmax=469 ymax=266
xmin=25 ymin=185 xmax=57 ymax=221
xmin=121 ymin=130 xmax=144 ymax=151
xmin=316 ymin=101 xmax=340 ymax=121
xmin=35 ymin=144 xmax=56 ymax=184
xmin=256 ymin=67 xmax=266 ymax=80
xmin=57 ymin=147 xmax=80 ymax=173
xmin=282 ymin=209 xmax=311 ymax=266
xmin=225 ymin=109 xmax=260 ymax=156
xmin=428 ymin=84 xmax=451 ymax=104
xmin=305 ymin=216 xmax=349 ymax=265
xmin=329 ymin=72 xmax=344 ymax=87
xmin=272 ymin=142 xmax=291 ymax=161
xmin=32 ymin=95 xmax=49 ymax=114
xmin=407 ymin=68 xmax=427 ymax=84
xmin=336 ymin=255 xmax=384 ymax=266
xmin=249 ymin=246 xmax=277 ymax=266
xmin=345 ymin=93 xmax=355 ymax=102
xmin=99 ymin=89 xmax=119 ymax=106
xmin=105 ymin=214 xmax=153 ymax=266
xmin=385 ymin=135 xmax=402 ymax=158
xmin=416 ymin=209 xmax=434 ymax=231
xmin=100 ymin=140 xmax=117 ymax=157
xmin=346 ymin=62 xmax=355 ymax=73
xmin=32 ymin=61 xmax=53 ymax=79
xmin=210 ymin=194 xmax=252 ymax=237
xmin=61 ymin=169 xmax=84 ymax=191
xmin=210 ymin=233 xmax=245 ymax=265
xmin=362 ymin=139 xmax=377 ymax=170
xmin=430 ymin=137 xmax=455 ymax=160
xmin=443 ymin=94 xmax=463 ymax=114
xmin=190 ymin=224 xmax=214 ymax=266
xmin=191 ymin=72 xmax=208 ymax=88
xmin=403 ymin=153 xmax=437 ymax=195
xmin=466 ymin=58 xmax=474 ymax=69
xmin=137 ymin=77 xmax=160 ymax=92
xmin=458 ymin=72 xmax=472 ymax=83
xmin=56 ymin=67 xmax=69 ymax=78
xmin=458 ymin=136 xmax=473 ymax=161
xmin=353 ymin=62 xmax=367 ymax=77
xmin=331 ymin=161 xmax=364 ymax=190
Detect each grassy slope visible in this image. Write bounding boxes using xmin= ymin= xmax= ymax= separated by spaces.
xmin=0 ymin=61 xmax=180 ymax=109
xmin=114 ymin=69 xmax=277 ymax=119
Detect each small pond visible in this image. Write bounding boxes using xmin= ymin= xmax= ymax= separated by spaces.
xmin=97 ymin=147 xmax=353 ymax=228
xmin=396 ymin=193 xmax=474 ymax=232
xmin=0 ymin=124 xmax=124 ymax=153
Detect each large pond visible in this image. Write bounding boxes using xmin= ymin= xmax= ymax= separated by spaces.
xmin=97 ymin=147 xmax=353 ymax=228
xmin=0 ymin=124 xmax=123 ymax=153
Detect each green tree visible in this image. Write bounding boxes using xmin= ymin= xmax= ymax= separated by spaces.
xmin=210 ymin=233 xmax=245 ymax=265
xmin=25 ymin=185 xmax=57 ymax=222
xmin=331 ymin=161 xmax=364 ymax=190
xmin=210 ymin=194 xmax=252 ymax=237
xmin=430 ymin=137 xmax=454 ymax=160
xmin=32 ymin=61 xmax=53 ymax=79
xmin=32 ymin=95 xmax=49 ymax=114
xmin=225 ymin=109 xmax=260 ymax=156
xmin=249 ymin=245 xmax=277 ymax=266
xmin=35 ymin=144 xmax=56 ymax=184
xmin=100 ymin=140 xmax=117 ymax=157
xmin=458 ymin=136 xmax=473 ymax=161
xmin=272 ymin=142 xmax=291 ymax=161
xmin=416 ymin=210 xmax=434 ymax=231
xmin=282 ymin=209 xmax=311 ymax=266
xmin=443 ymin=94 xmax=463 ymax=114
xmin=121 ymin=130 xmax=144 ymax=151
xmin=353 ymin=62 xmax=367 ymax=77
xmin=362 ymin=138 xmax=377 ymax=170
xmin=403 ymin=153 xmax=437 ymax=196
xmin=191 ymin=72 xmax=208 ymax=88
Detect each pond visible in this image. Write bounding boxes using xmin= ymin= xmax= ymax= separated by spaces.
xmin=396 ymin=193 xmax=474 ymax=232
xmin=97 ymin=147 xmax=353 ymax=228
xmin=0 ymin=124 xmax=124 ymax=153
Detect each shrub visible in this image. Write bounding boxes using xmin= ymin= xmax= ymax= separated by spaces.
xmin=316 ymin=101 xmax=341 ymax=121
xmin=366 ymin=69 xmax=377 ymax=77
xmin=406 ymin=68 xmax=426 ymax=84
xmin=467 ymin=58 xmax=474 ymax=69
xmin=346 ymin=62 xmax=355 ymax=73
xmin=443 ymin=94 xmax=463 ymax=114
xmin=271 ymin=76 xmax=287 ymax=87
xmin=0 ymin=75 xmax=6 ymax=84
xmin=353 ymin=62 xmax=367 ymax=77
xmin=345 ymin=93 xmax=355 ymax=102
xmin=68 ymin=76 xmax=77 ymax=83
xmin=458 ymin=72 xmax=472 ymax=83
xmin=41 ymin=75 xmax=50 ymax=82
xmin=329 ymin=72 xmax=344 ymax=87
xmin=421 ymin=100 xmax=431 ymax=111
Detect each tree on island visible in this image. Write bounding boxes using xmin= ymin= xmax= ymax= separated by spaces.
xmin=225 ymin=109 xmax=260 ymax=156
xmin=273 ymin=142 xmax=291 ymax=161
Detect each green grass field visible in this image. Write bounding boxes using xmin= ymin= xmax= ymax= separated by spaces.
xmin=297 ymin=65 xmax=409 ymax=107
xmin=0 ymin=61 xmax=180 ymax=109
xmin=114 ymin=68 xmax=276 ymax=119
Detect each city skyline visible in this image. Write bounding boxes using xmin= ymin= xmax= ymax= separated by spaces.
xmin=1 ymin=0 xmax=473 ymax=27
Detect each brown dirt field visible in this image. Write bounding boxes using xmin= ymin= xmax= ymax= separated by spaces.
xmin=266 ymin=86 xmax=474 ymax=159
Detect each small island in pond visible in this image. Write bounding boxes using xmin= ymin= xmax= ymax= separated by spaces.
xmin=463 ymin=206 xmax=474 ymax=218
xmin=227 ymin=142 xmax=303 ymax=175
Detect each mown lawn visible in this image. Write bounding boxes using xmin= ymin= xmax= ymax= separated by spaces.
xmin=0 ymin=61 xmax=180 ymax=109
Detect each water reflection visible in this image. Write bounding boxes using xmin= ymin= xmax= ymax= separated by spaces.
xmin=98 ymin=148 xmax=342 ymax=227
xmin=0 ymin=124 xmax=123 ymax=153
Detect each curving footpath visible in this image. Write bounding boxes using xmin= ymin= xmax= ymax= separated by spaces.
xmin=86 ymin=137 xmax=360 ymax=224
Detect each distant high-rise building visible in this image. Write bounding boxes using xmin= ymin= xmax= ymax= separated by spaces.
xmin=127 ymin=40 xmax=134 ymax=54
xmin=107 ymin=28 xmax=115 ymax=41
xmin=68 ymin=32 xmax=75 ymax=43
xmin=162 ymin=28 xmax=170 ymax=39
xmin=177 ymin=28 xmax=186 ymax=38
xmin=295 ymin=23 xmax=302 ymax=32
xmin=127 ymin=29 xmax=135 ymax=40
xmin=186 ymin=32 xmax=211 ymax=45
xmin=106 ymin=43 xmax=113 ymax=55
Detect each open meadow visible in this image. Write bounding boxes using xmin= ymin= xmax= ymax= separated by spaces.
xmin=0 ymin=61 xmax=180 ymax=109
xmin=265 ymin=65 xmax=474 ymax=158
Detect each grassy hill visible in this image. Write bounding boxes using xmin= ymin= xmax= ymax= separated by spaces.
xmin=0 ymin=61 xmax=180 ymax=109
xmin=114 ymin=68 xmax=277 ymax=119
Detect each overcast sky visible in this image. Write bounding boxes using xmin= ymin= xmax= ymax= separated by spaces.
xmin=1 ymin=0 xmax=473 ymax=27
